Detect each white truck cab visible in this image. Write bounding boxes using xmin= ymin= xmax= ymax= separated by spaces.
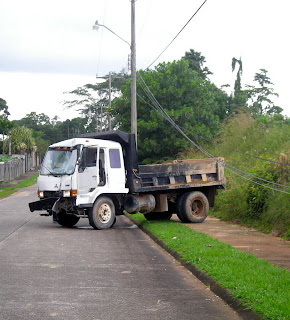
xmin=31 ymin=137 xmax=129 ymax=229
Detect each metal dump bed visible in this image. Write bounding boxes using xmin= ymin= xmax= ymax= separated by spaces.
xmin=136 ymin=158 xmax=225 ymax=192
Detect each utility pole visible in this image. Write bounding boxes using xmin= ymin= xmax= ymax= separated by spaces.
xmin=108 ymin=72 xmax=112 ymax=131
xmin=131 ymin=0 xmax=137 ymax=143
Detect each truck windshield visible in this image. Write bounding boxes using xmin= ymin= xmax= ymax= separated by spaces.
xmin=40 ymin=148 xmax=78 ymax=176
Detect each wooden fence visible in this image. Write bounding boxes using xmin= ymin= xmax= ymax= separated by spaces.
xmin=0 ymin=152 xmax=40 ymax=182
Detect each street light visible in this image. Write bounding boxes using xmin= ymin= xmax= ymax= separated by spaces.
xmin=93 ymin=10 xmax=137 ymax=144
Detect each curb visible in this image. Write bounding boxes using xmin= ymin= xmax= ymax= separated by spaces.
xmin=127 ymin=215 xmax=265 ymax=320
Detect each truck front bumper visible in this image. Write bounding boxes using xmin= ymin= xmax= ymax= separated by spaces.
xmin=29 ymin=198 xmax=59 ymax=212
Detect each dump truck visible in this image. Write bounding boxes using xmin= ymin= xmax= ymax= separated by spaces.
xmin=29 ymin=130 xmax=225 ymax=229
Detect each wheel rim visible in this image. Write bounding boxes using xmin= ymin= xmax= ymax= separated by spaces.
xmin=191 ymin=199 xmax=204 ymax=217
xmin=97 ymin=203 xmax=112 ymax=223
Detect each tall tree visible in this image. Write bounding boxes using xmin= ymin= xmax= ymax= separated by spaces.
xmin=183 ymin=49 xmax=213 ymax=80
xmin=8 ymin=126 xmax=35 ymax=154
xmin=246 ymin=69 xmax=282 ymax=116
xmin=231 ymin=57 xmax=248 ymax=108
xmin=63 ymin=70 xmax=129 ymax=132
xmin=111 ymin=59 xmax=227 ymax=163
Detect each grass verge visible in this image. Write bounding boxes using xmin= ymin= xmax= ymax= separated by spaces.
xmin=128 ymin=213 xmax=290 ymax=320
xmin=0 ymin=174 xmax=38 ymax=198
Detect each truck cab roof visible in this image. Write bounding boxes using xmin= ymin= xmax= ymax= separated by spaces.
xmin=49 ymin=138 xmax=122 ymax=149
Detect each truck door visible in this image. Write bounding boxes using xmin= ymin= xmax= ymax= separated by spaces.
xmin=78 ymin=147 xmax=99 ymax=194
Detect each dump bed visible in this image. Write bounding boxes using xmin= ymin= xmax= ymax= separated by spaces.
xmin=136 ymin=158 xmax=225 ymax=192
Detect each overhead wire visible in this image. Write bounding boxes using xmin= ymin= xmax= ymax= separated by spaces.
xmin=146 ymin=0 xmax=208 ymax=69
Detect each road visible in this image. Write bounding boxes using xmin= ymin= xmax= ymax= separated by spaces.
xmin=0 ymin=185 xmax=242 ymax=320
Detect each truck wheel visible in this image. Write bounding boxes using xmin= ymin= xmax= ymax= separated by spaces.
xmin=176 ymin=194 xmax=188 ymax=223
xmin=56 ymin=210 xmax=80 ymax=227
xmin=179 ymin=191 xmax=209 ymax=223
xmin=144 ymin=212 xmax=173 ymax=221
xmin=89 ymin=196 xmax=116 ymax=230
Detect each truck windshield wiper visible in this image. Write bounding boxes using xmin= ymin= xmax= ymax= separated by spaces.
xmin=43 ymin=166 xmax=59 ymax=177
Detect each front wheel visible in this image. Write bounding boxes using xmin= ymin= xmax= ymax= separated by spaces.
xmin=56 ymin=210 xmax=80 ymax=227
xmin=88 ymin=196 xmax=116 ymax=230
xmin=178 ymin=191 xmax=209 ymax=223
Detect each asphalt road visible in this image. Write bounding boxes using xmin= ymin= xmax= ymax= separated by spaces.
xmin=0 ymin=185 xmax=242 ymax=320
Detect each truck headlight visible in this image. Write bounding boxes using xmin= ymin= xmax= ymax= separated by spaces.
xmin=38 ymin=191 xmax=44 ymax=198
xmin=63 ymin=190 xmax=71 ymax=197
xmin=63 ymin=190 xmax=77 ymax=197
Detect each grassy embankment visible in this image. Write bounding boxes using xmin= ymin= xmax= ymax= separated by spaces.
xmin=183 ymin=111 xmax=290 ymax=239
xmin=0 ymin=174 xmax=38 ymax=198
xmin=128 ymin=213 xmax=290 ymax=320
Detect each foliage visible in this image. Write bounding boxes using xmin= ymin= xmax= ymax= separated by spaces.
xmin=183 ymin=49 xmax=213 ymax=79
xmin=128 ymin=213 xmax=290 ymax=320
xmin=246 ymin=69 xmax=282 ymax=116
xmin=195 ymin=112 xmax=290 ymax=238
xmin=246 ymin=164 xmax=275 ymax=217
xmin=6 ymin=126 xmax=35 ymax=154
xmin=112 ymin=59 xmax=229 ymax=163
xmin=0 ymin=98 xmax=10 ymax=119
xmin=230 ymin=57 xmax=248 ymax=109
xmin=63 ymin=70 xmax=129 ymax=131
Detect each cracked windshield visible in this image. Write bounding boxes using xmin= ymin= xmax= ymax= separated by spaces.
xmin=40 ymin=148 xmax=78 ymax=175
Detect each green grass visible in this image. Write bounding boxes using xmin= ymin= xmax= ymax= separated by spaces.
xmin=129 ymin=213 xmax=290 ymax=320
xmin=0 ymin=174 xmax=38 ymax=198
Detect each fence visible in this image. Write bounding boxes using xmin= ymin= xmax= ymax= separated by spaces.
xmin=0 ymin=151 xmax=40 ymax=183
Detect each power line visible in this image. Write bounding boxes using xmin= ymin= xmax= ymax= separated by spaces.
xmin=146 ymin=0 xmax=208 ymax=69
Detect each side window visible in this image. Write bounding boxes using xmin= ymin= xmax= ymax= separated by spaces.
xmin=79 ymin=147 xmax=97 ymax=171
xmin=86 ymin=148 xmax=97 ymax=167
xmin=98 ymin=149 xmax=106 ymax=185
xmin=109 ymin=149 xmax=121 ymax=168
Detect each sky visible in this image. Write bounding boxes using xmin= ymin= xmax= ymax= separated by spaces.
xmin=0 ymin=0 xmax=289 ymax=121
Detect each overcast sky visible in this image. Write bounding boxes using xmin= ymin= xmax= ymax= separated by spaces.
xmin=0 ymin=0 xmax=289 ymax=121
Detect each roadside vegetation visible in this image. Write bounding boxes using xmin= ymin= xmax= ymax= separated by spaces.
xmin=182 ymin=110 xmax=290 ymax=239
xmin=128 ymin=213 xmax=290 ymax=320
xmin=0 ymin=174 xmax=38 ymax=198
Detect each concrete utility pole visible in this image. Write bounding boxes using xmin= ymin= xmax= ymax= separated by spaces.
xmin=130 ymin=0 xmax=137 ymax=142
xmin=93 ymin=0 xmax=137 ymax=142
xmin=108 ymin=72 xmax=112 ymax=131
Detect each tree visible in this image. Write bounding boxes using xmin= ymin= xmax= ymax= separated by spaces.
xmin=8 ymin=126 xmax=35 ymax=154
xmin=183 ymin=49 xmax=212 ymax=80
xmin=0 ymin=98 xmax=10 ymax=119
xmin=246 ymin=69 xmax=282 ymax=116
xmin=0 ymin=98 xmax=14 ymax=153
xmin=111 ymin=59 xmax=227 ymax=163
xmin=231 ymin=57 xmax=248 ymax=108
xmin=63 ymin=70 xmax=129 ymax=131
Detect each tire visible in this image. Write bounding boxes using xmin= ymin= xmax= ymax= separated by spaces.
xmin=178 ymin=191 xmax=209 ymax=223
xmin=144 ymin=211 xmax=173 ymax=221
xmin=88 ymin=196 xmax=116 ymax=230
xmin=56 ymin=210 xmax=80 ymax=227
xmin=176 ymin=193 xmax=188 ymax=222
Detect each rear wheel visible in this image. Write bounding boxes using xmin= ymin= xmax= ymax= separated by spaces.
xmin=144 ymin=211 xmax=173 ymax=221
xmin=178 ymin=191 xmax=209 ymax=223
xmin=88 ymin=196 xmax=116 ymax=230
xmin=176 ymin=194 xmax=188 ymax=222
xmin=56 ymin=210 xmax=80 ymax=227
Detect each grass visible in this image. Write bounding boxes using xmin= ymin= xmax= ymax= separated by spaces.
xmin=0 ymin=174 xmax=38 ymax=198
xmin=128 ymin=213 xmax=290 ymax=320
